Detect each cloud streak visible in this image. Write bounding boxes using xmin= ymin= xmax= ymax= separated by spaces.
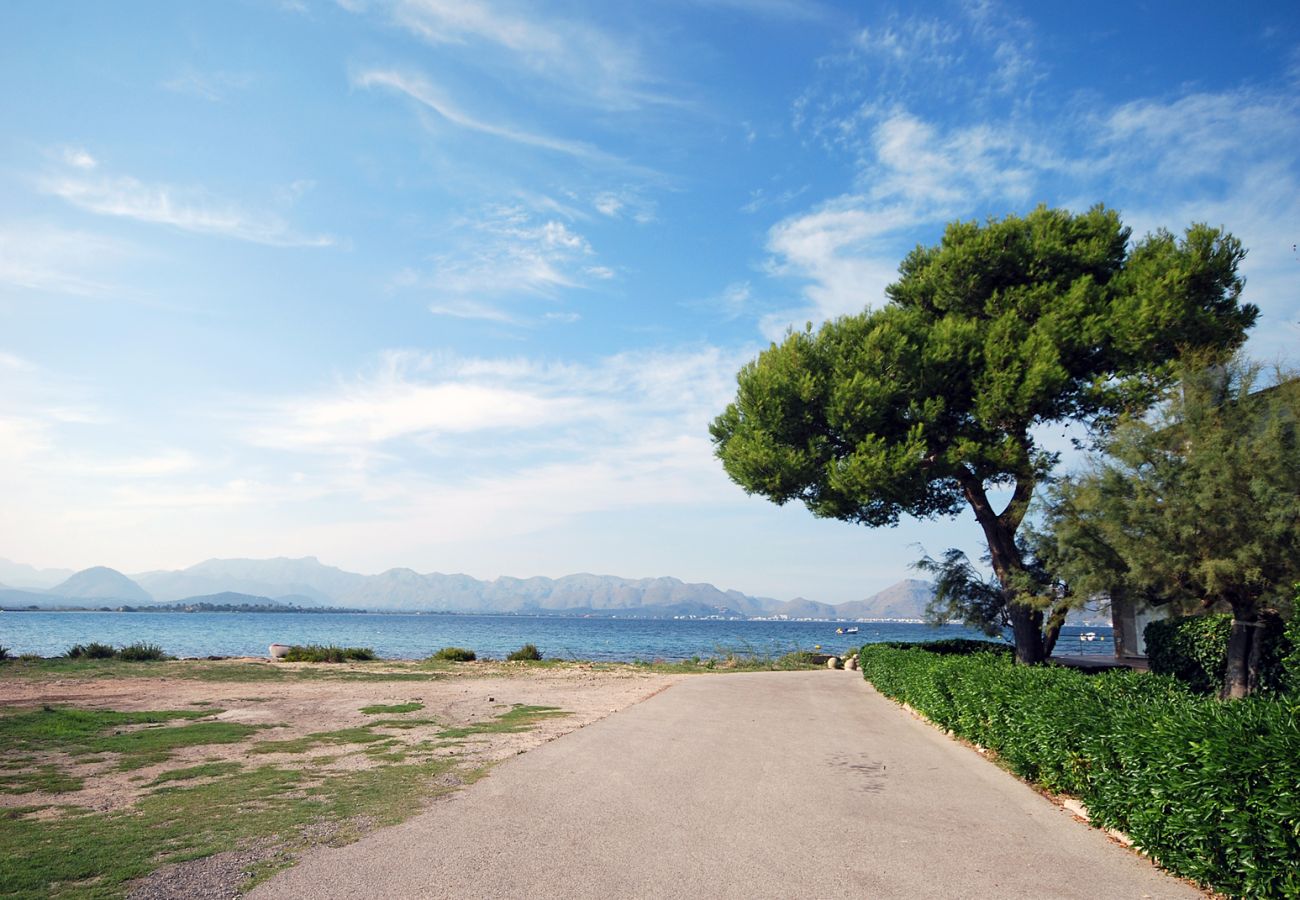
xmin=40 ymin=150 xmax=334 ymax=247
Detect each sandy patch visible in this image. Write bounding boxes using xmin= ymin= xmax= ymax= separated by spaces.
xmin=0 ymin=659 xmax=683 ymax=816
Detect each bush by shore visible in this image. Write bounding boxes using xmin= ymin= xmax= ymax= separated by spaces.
xmin=859 ymin=642 xmax=1300 ymax=898
xmin=281 ymin=645 xmax=376 ymax=663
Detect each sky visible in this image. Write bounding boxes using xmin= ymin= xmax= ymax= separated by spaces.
xmin=1 ymin=1 xmax=1298 ymax=603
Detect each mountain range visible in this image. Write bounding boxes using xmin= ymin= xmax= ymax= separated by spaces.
xmin=0 ymin=556 xmax=936 ymax=620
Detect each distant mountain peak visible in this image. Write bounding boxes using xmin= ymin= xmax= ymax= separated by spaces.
xmin=48 ymin=566 xmax=152 ymax=603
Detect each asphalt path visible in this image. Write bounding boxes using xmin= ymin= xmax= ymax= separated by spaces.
xmin=251 ymin=671 xmax=1204 ymax=899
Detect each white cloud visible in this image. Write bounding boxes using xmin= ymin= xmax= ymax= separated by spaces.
xmin=161 ymin=69 xmax=253 ymax=102
xmin=40 ymin=153 xmax=334 ymax=247
xmin=61 ymin=147 xmax=97 ymax=170
xmin=354 ymin=68 xmax=615 ymax=162
xmin=0 ymin=223 xmax=125 ymax=296
xmin=372 ymin=0 xmax=673 ymax=112
xmin=81 ymin=451 xmax=199 ymax=478
xmin=393 ymin=205 xmax=603 ymax=324
xmin=765 ymin=83 xmax=1300 ymax=353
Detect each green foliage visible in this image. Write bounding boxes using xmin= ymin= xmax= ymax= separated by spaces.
xmin=1284 ymin=587 xmax=1300 ymax=695
xmin=281 ymin=644 xmax=376 ymax=663
xmin=1144 ymin=614 xmax=1232 ymax=694
xmin=65 ymin=642 xmax=116 ymax=659
xmin=0 ymin=646 xmax=9 ymax=661
xmin=860 ymin=645 xmax=1300 ymax=897
xmin=713 ymin=206 xmax=1254 ymax=664
xmin=117 ymin=642 xmax=168 ymax=661
xmin=505 ymin=643 xmax=542 ymax=662
xmin=1147 ymin=612 xmax=1294 ymax=696
xmin=431 ymin=647 xmax=476 ymax=662
xmin=1043 ymin=357 xmax=1300 ymax=695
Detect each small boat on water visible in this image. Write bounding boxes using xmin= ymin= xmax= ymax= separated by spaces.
xmin=836 ymin=626 xmax=860 ymax=635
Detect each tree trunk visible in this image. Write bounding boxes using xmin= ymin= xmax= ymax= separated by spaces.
xmin=1222 ymin=602 xmax=1259 ymax=699
xmin=1042 ymin=605 xmax=1067 ymax=659
xmin=1009 ymin=602 xmax=1047 ymax=665
xmin=956 ymin=468 xmax=1047 ymax=665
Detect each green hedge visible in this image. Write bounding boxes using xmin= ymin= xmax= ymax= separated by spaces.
xmin=860 ymin=644 xmax=1300 ymax=898
xmin=1146 ymin=612 xmax=1292 ymax=695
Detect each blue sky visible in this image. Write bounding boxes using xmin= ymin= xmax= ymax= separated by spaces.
xmin=2 ymin=0 xmax=1297 ymax=603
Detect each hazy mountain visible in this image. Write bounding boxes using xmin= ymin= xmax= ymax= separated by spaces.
xmin=5 ymin=555 xmax=939 ymax=619
xmin=0 ymin=558 xmax=75 ymax=590
xmin=135 ymin=556 xmax=364 ymax=603
xmin=0 ymin=587 xmax=73 ymax=608
xmin=47 ymin=567 xmax=152 ymax=603
xmin=836 ymin=579 xmax=935 ymax=620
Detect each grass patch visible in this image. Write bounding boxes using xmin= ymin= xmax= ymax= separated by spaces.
xmin=359 ymin=702 xmax=424 ymax=715
xmin=367 ymin=718 xmax=440 ymax=729
xmin=0 ymin=756 xmax=463 ymax=898
xmin=0 ymin=765 xmax=83 ymax=794
xmin=281 ymin=645 xmax=376 ymax=663
xmin=438 ymin=704 xmax=569 ymax=739
xmin=250 ymin=727 xmax=388 ymax=755
xmin=0 ymin=706 xmax=257 ymax=770
xmin=148 ymin=762 xmax=243 ymax=786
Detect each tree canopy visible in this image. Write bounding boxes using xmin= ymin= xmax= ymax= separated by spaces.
xmin=1038 ymin=357 xmax=1300 ymax=696
xmin=711 ymin=205 xmax=1256 ymax=664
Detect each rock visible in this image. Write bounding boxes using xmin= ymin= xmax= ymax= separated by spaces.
xmin=1061 ymin=798 xmax=1089 ymax=821
xmin=827 ymin=656 xmax=841 ymax=669
xmin=268 ymin=643 xmax=291 ymax=659
xmin=845 ymin=656 xmax=859 ymax=671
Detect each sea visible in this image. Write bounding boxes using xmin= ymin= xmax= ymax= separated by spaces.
xmin=0 ymin=611 xmax=1116 ymax=662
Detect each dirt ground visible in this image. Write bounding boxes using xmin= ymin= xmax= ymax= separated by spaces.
xmin=0 ymin=659 xmax=684 ymax=816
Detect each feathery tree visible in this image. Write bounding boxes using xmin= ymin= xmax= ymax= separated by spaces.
xmin=1039 ymin=357 xmax=1300 ymax=696
xmin=711 ymin=205 xmax=1255 ymax=664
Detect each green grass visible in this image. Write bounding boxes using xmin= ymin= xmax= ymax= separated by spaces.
xmin=0 ymin=696 xmax=570 ymax=898
xmin=250 ymin=727 xmax=389 ymax=755
xmin=359 ymin=702 xmax=424 ymax=715
xmin=437 ymin=704 xmax=569 ymax=739
xmin=0 ymin=756 xmax=465 ymax=899
xmin=148 ymin=761 xmax=243 ymax=786
xmin=0 ymin=765 xmax=84 ymax=794
xmin=0 ymin=706 xmax=258 ymax=771
xmin=0 ymin=657 xmax=447 ymax=684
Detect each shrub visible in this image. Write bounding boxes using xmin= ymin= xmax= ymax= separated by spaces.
xmin=1282 ymin=585 xmax=1300 ymax=695
xmin=859 ymin=644 xmax=1300 ymax=898
xmin=65 ymin=642 xmax=116 ymax=660
xmin=1146 ymin=613 xmax=1290 ymax=694
xmin=505 ymin=643 xmax=542 ymax=662
xmin=0 ymin=645 xmax=9 ymax=661
xmin=282 ymin=644 xmax=376 ymax=663
xmin=432 ymin=647 xmax=476 ymax=662
xmin=117 ymin=642 xmax=167 ymax=661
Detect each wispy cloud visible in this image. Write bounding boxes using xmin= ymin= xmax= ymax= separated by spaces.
xmin=161 ymin=68 xmax=253 ymax=102
xmin=392 ymin=205 xmax=602 ymax=323
xmin=354 ymin=68 xmax=617 ymax=162
xmin=765 ymin=85 xmax=1300 ymax=353
xmin=367 ymin=0 xmax=676 ymax=112
xmin=0 ymin=223 xmax=125 ymax=296
xmin=40 ymin=149 xmax=335 ymax=247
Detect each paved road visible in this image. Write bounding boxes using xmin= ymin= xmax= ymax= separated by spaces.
xmin=252 ymin=672 xmax=1203 ymax=899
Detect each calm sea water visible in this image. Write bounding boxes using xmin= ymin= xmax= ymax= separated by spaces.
xmin=0 ymin=611 xmax=1115 ymax=662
